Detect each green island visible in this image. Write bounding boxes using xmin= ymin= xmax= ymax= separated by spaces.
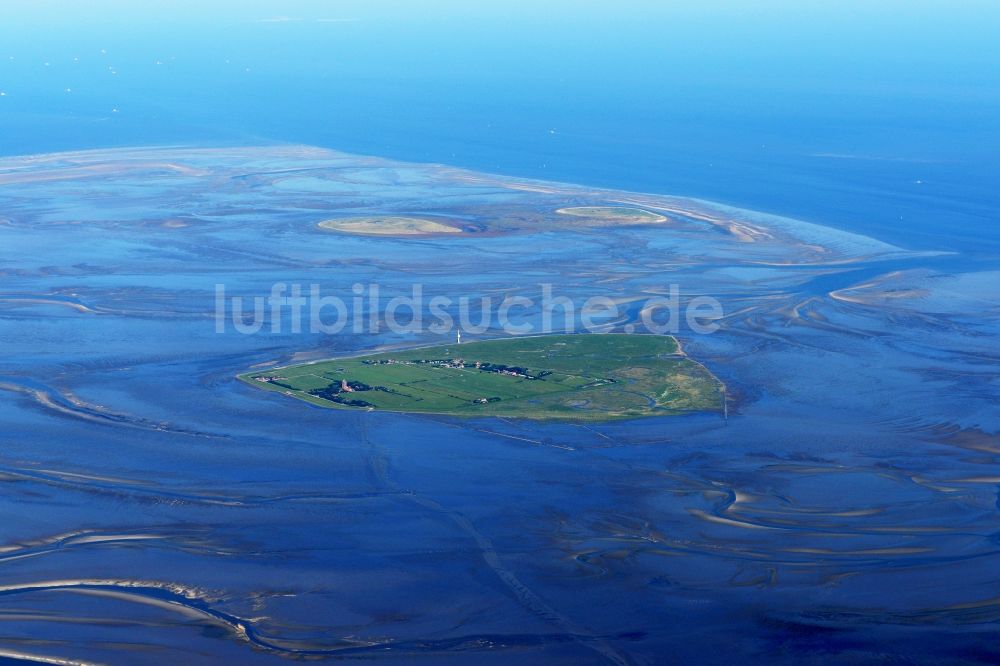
xmin=239 ymin=334 xmax=723 ymax=421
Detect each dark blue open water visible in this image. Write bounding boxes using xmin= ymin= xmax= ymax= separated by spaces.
xmin=2 ymin=1 xmax=998 ymax=253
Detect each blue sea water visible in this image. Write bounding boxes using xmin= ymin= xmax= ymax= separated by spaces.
xmin=1 ymin=0 xmax=998 ymax=254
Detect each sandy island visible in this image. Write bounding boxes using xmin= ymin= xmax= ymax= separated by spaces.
xmin=556 ymin=206 xmax=668 ymax=225
xmin=317 ymin=216 xmax=462 ymax=236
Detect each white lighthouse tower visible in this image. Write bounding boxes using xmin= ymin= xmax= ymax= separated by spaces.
xmin=456 ymin=329 xmax=462 ymax=344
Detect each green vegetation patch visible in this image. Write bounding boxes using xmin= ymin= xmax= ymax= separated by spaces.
xmin=239 ymin=334 xmax=722 ymax=421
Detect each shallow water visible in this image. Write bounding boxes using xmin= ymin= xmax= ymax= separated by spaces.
xmin=0 ymin=146 xmax=998 ymax=664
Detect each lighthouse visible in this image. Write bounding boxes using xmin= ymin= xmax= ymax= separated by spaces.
xmin=456 ymin=330 xmax=462 ymax=344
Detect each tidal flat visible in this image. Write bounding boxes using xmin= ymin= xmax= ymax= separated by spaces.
xmin=0 ymin=146 xmax=998 ymax=664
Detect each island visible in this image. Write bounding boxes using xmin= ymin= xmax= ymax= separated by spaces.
xmin=239 ymin=334 xmax=723 ymax=421
xmin=556 ymin=206 xmax=668 ymax=225
xmin=317 ymin=216 xmax=462 ymax=236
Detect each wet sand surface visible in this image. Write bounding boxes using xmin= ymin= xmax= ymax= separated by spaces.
xmin=0 ymin=146 xmax=998 ymax=664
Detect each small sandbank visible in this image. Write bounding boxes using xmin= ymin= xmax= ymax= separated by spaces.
xmin=556 ymin=206 xmax=668 ymax=224
xmin=318 ymin=216 xmax=462 ymax=236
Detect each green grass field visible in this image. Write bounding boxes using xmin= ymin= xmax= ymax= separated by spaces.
xmin=239 ymin=334 xmax=722 ymax=421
